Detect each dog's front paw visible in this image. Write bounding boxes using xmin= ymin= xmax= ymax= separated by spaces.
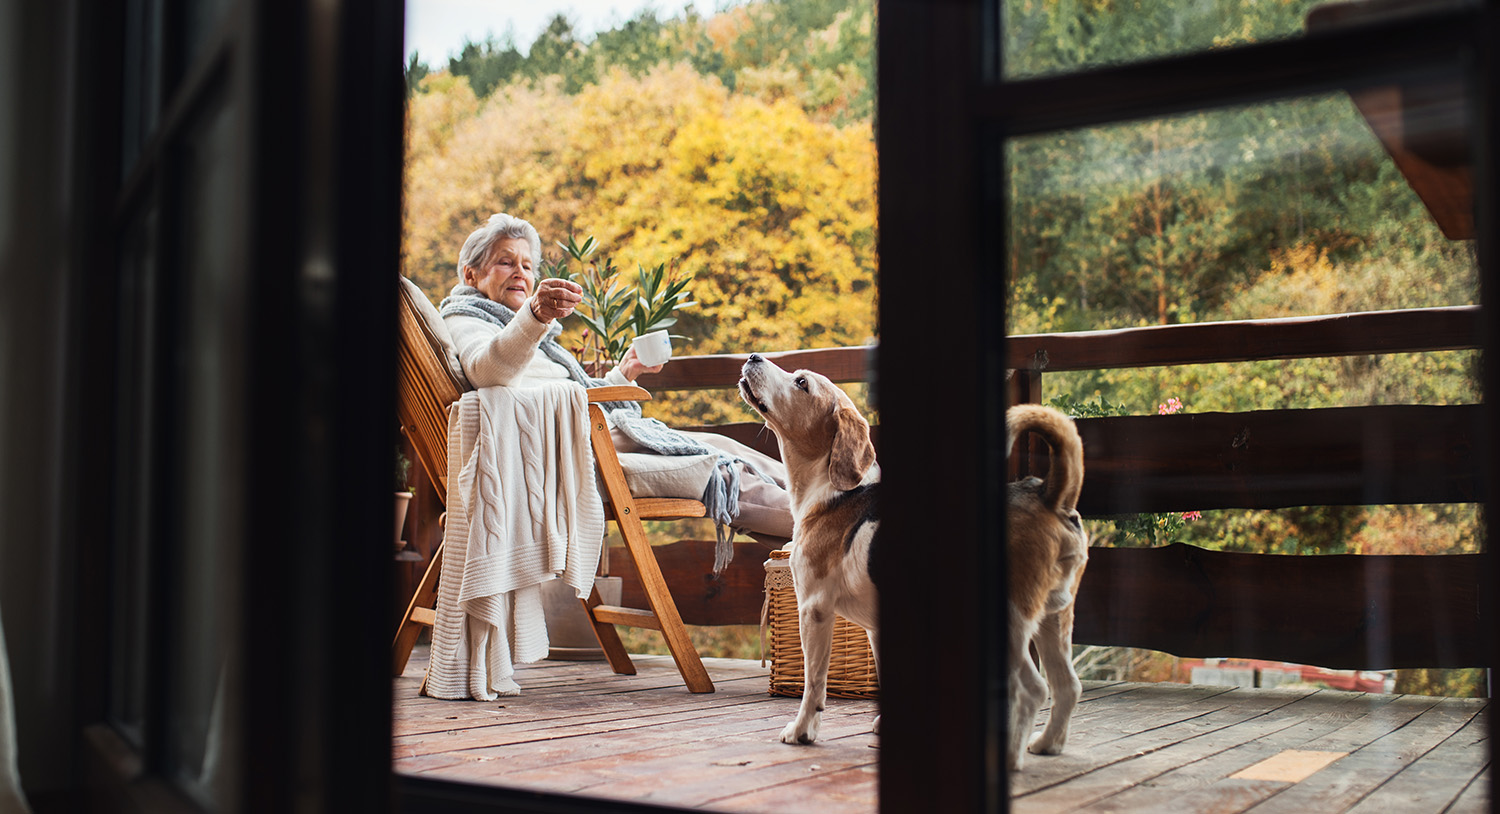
xmin=1028 ymin=730 xmax=1065 ymax=756
xmin=779 ymin=715 xmax=821 ymax=745
xmin=872 ymin=714 xmax=880 ymax=735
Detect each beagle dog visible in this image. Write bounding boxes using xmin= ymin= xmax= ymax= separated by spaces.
xmin=1006 ymin=404 xmax=1088 ymax=771
xmin=739 ymin=354 xmax=879 ymax=745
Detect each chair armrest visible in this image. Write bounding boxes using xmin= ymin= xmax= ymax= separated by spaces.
xmin=587 ymin=385 xmax=651 ymax=403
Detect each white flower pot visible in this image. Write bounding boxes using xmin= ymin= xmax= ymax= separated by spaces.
xmin=394 ymin=491 xmax=413 ymax=551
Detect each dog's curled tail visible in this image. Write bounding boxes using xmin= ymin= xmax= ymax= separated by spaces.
xmin=1006 ymin=404 xmax=1085 ymax=513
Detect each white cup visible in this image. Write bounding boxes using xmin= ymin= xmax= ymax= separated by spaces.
xmin=631 ymin=329 xmax=672 ymax=367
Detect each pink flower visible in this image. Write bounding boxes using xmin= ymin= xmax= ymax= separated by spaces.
xmin=1158 ymin=397 xmax=1185 ymax=415
xmin=1182 ymin=511 xmax=1202 ymax=521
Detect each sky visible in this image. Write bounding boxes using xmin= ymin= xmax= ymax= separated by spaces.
xmin=404 ymin=0 xmax=742 ymax=64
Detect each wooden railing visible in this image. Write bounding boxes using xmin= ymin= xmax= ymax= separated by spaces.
xmin=384 ymin=249 xmax=1481 ymax=677
xmin=1009 ymin=305 xmax=1488 ymax=670
xmin=574 ymin=308 xmax=1489 ymax=672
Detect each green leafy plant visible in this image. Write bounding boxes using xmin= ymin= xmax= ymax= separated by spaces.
xmin=542 ymin=233 xmax=697 ymax=370
xmin=628 ymin=261 xmax=695 ymax=343
xmin=395 ymin=449 xmax=413 ymax=494
xmin=1047 ymin=392 xmax=1130 ymax=420
xmin=1046 ymin=393 xmax=1199 ymax=547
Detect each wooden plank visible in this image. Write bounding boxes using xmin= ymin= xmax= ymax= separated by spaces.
xmin=394 ymin=671 xmax=776 ymax=755
xmin=1013 ymin=685 xmax=1321 ymax=805
xmin=1245 ymin=696 xmax=1486 ymax=814
xmin=591 ymin=605 xmax=661 ymax=629
xmin=1072 ymin=690 xmax=1402 ymax=812
xmin=1018 ymin=690 xmax=1428 ymax=809
xmin=624 ymin=497 xmax=707 ymax=520
xmin=611 ymin=540 xmax=775 ymax=626
xmin=1445 ymin=765 xmax=1491 ymax=814
xmin=1056 ymin=404 xmax=1484 ymax=514
xmin=708 ymin=763 xmax=878 ymax=813
xmin=586 ymin=401 xmax=713 ymax=693
xmin=1341 ymin=708 xmax=1487 ymax=813
xmin=391 ymin=543 xmax=443 ymax=677
xmin=1057 ymin=683 xmax=1244 ymax=750
xmin=586 ymin=384 xmax=651 ymax=403
xmin=500 ymin=722 xmax=877 ymax=808
xmin=392 ymin=661 xmax=772 ymax=738
xmin=1230 ymin=749 xmax=1349 ymax=783
xmin=1007 ymin=306 xmax=1480 ymax=372
xmin=581 ymin=584 xmax=636 ymax=677
xmin=1072 ymin=545 xmax=1490 ymax=669
xmin=397 ymin=701 xmax=797 ymax=776
xmin=635 ymin=345 xmax=874 ymax=391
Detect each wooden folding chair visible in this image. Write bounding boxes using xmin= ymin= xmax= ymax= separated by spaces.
xmin=391 ymin=276 xmax=715 ymax=693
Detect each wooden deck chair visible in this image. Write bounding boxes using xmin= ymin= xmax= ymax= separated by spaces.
xmin=392 ymin=276 xmax=715 ymax=693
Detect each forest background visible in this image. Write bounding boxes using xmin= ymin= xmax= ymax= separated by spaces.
xmin=401 ymin=0 xmax=1482 ymax=691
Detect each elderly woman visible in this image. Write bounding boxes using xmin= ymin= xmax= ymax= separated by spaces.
xmin=440 ymin=213 xmax=793 ymax=569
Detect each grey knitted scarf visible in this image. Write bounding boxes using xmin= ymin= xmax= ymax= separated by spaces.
xmin=440 ymin=284 xmax=768 ymax=572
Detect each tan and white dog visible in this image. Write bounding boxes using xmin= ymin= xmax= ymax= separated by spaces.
xmin=1006 ymin=404 xmax=1089 ymax=771
xmin=738 ymin=354 xmax=879 ymax=745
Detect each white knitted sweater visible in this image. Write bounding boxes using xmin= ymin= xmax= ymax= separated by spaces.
xmin=445 ymin=299 xmax=632 ymax=393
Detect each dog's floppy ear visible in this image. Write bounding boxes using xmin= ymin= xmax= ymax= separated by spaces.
xmin=829 ymin=406 xmax=875 ymax=491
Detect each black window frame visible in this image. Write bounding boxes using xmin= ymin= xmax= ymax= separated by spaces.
xmin=55 ymin=1 xmax=1496 ymax=811
xmin=876 ymin=2 xmax=1496 ymax=812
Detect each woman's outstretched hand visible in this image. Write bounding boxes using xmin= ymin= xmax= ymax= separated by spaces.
xmin=618 ymin=346 xmax=665 ymax=382
xmin=530 ymin=278 xmax=583 ymax=322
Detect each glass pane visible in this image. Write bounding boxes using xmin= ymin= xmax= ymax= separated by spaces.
xmin=107 ymin=204 xmax=159 ymax=746
xmin=181 ymin=0 xmax=234 ymax=70
xmin=167 ymin=90 xmax=243 ymax=804
xmin=1002 ymin=0 xmax=1468 ymax=80
xmin=1002 ymin=71 xmax=1484 ymax=709
xmin=122 ymin=0 xmax=164 ymax=174
xmin=1007 ymin=81 xmax=1477 ymax=338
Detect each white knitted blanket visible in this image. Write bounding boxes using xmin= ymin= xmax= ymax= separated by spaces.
xmin=424 ymin=383 xmax=605 ymax=700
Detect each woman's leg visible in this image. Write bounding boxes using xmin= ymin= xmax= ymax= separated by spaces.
xmin=609 ymin=427 xmax=794 ymax=539
xmin=686 ymin=431 xmax=793 ymax=539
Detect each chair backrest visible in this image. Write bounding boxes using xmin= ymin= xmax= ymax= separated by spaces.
xmin=397 ymin=276 xmax=472 ymax=504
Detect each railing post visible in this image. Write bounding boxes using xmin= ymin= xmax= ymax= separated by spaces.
xmin=1007 ymin=357 xmax=1045 ymax=480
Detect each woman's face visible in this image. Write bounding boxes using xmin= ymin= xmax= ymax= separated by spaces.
xmin=466 ymin=237 xmax=535 ymax=310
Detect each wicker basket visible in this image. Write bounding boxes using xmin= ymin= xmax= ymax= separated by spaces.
xmin=763 ymin=549 xmax=879 ymax=699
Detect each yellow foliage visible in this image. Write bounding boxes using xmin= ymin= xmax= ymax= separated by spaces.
xmin=1229 ymin=241 xmax=1472 ymax=323
xmin=1349 ymin=505 xmax=1482 ymax=556
xmin=706 ymin=7 xmax=755 ymax=51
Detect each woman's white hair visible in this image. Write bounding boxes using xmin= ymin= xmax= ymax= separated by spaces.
xmin=456 ymin=213 xmax=543 ymax=282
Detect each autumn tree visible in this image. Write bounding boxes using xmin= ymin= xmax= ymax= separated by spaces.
xmin=446 ymin=34 xmax=525 ymax=98
xmin=406 ymin=0 xmax=876 ymax=125
xmin=404 ymin=53 xmax=429 ymax=96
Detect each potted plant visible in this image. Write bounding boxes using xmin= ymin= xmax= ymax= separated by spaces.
xmin=394 ymin=449 xmax=414 ymax=551
xmin=542 ymin=234 xmax=697 ymax=372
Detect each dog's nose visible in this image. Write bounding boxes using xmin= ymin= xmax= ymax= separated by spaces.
xmin=747 ymin=353 xmax=764 ymax=364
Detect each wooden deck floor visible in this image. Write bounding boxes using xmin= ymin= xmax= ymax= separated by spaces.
xmin=393 ymin=644 xmax=1488 ymax=813
xmin=393 ymin=643 xmax=880 ymax=812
